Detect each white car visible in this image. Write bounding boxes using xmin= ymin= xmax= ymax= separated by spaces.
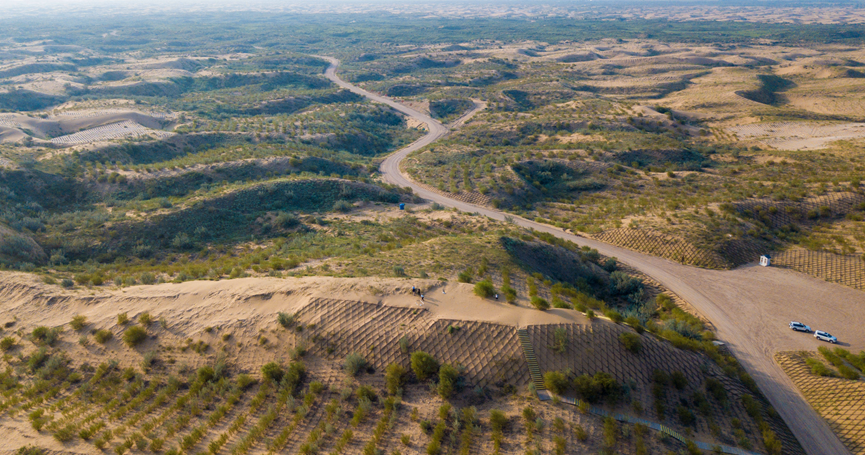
xmin=814 ymin=330 xmax=837 ymax=344
xmin=789 ymin=321 xmax=811 ymax=332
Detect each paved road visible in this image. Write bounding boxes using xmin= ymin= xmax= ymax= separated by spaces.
xmin=322 ymin=58 xmax=864 ymax=455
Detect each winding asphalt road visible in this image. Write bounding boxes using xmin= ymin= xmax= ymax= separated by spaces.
xmin=322 ymin=57 xmax=864 ymax=455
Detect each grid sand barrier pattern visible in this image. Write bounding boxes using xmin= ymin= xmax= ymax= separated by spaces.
xmin=50 ymin=120 xmax=174 ymax=145
xmin=592 ymin=227 xmax=731 ymax=269
xmin=528 ymin=323 xmax=804 ymax=454
xmin=411 ymin=178 xmax=493 ymax=206
xmin=776 ymin=351 xmax=865 ymax=454
xmin=294 ymin=298 xmax=529 ymax=388
xmin=733 ymin=192 xmax=865 ymax=229
xmin=772 ymin=248 xmax=865 ymax=291
xmin=55 ymin=109 xmax=176 ymax=119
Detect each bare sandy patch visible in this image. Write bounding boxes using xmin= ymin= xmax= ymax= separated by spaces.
xmin=729 ymin=122 xmax=865 ymax=150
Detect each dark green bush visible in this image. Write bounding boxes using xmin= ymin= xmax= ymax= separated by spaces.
xmin=438 ymin=364 xmax=459 ymax=398
xmin=410 ymin=351 xmax=440 ymax=381
xmin=473 ymin=280 xmax=495 ymax=298
xmin=261 ymin=362 xmax=284 ymax=382
xmin=93 ymin=329 xmax=112 ymax=344
xmin=123 ymin=326 xmax=147 ymax=347
xmin=530 ymin=296 xmax=549 ymax=310
xmin=543 ymin=370 xmax=569 ymax=395
xmin=619 ymin=332 xmax=641 ymax=353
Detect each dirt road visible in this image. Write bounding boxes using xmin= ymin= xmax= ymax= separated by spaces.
xmin=322 ymin=58 xmax=864 ymax=455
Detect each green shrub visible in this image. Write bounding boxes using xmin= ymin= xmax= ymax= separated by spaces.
xmin=543 ymin=371 xmax=569 ymax=395
xmin=333 ymin=199 xmax=353 ymax=212
xmin=489 ymin=409 xmax=508 ymax=433
xmin=502 ymin=285 xmax=517 ymax=303
xmin=604 ymin=309 xmax=623 ymax=323
xmin=117 ymin=313 xmax=129 ymax=325
xmin=671 ymin=371 xmax=688 ymax=390
xmin=137 ymin=313 xmax=153 ymax=326
xmin=805 ymin=358 xmax=836 ymax=377
xmin=619 ymin=332 xmax=641 ymax=353
xmin=602 ymin=416 xmax=617 ymax=449
xmin=586 ymin=309 xmax=596 ymax=319
xmin=277 ymin=312 xmax=295 ymax=328
xmin=94 ymin=329 xmax=112 ymax=344
xmin=573 ymin=372 xmax=621 ymax=403
xmin=530 ymin=296 xmax=549 ymax=310
xmin=344 ymin=352 xmax=367 ymax=376
xmin=70 ymin=315 xmax=87 ymax=331
xmin=624 ymin=316 xmax=644 ymax=333
xmin=123 ymin=326 xmax=147 ymax=347
xmin=473 ymin=280 xmax=495 ymax=298
xmin=551 ymin=327 xmax=568 ymax=354
xmin=677 ymin=405 xmax=696 ymax=426
xmin=574 ymin=424 xmax=588 ymax=442
xmin=261 ymin=362 xmax=284 ymax=382
xmin=438 ymin=363 xmax=459 ymax=398
xmin=410 ymin=351 xmax=440 ymax=381
xmin=0 ymin=336 xmax=14 ymax=351
xmin=705 ymin=378 xmax=726 ymax=402
xmin=385 ymin=363 xmax=406 ymax=395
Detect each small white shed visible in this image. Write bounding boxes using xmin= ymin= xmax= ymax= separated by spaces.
xmin=759 ymin=255 xmax=771 ymax=267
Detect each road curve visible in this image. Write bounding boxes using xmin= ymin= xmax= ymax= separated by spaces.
xmin=322 ymin=57 xmax=863 ymax=455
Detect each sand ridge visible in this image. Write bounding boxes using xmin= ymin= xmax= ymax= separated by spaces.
xmin=0 ymin=273 xmax=587 ymax=336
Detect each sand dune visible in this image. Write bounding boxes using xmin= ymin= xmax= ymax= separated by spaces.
xmin=0 ymin=109 xmax=175 ymax=143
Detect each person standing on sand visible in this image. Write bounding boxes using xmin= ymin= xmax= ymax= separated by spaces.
xmin=421 ymin=294 xmax=424 ymax=302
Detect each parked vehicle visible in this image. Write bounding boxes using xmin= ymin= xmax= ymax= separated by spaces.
xmin=814 ymin=330 xmax=837 ymax=344
xmin=789 ymin=321 xmax=811 ymax=332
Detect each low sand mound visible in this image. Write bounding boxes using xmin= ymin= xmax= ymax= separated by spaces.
xmin=0 ymin=126 xmax=25 ymax=143
xmin=729 ymin=122 xmax=865 ymax=150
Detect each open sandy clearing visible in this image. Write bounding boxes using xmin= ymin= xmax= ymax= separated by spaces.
xmin=729 ymin=122 xmax=865 ymax=150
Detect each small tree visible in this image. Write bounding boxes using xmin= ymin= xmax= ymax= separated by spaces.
xmin=410 ymin=351 xmax=440 ymax=381
xmin=385 ymin=363 xmax=406 ymax=395
xmin=438 ymin=364 xmax=459 ymax=399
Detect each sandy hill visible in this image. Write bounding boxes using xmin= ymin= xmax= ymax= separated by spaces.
xmin=0 ymin=273 xmax=799 ymax=454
